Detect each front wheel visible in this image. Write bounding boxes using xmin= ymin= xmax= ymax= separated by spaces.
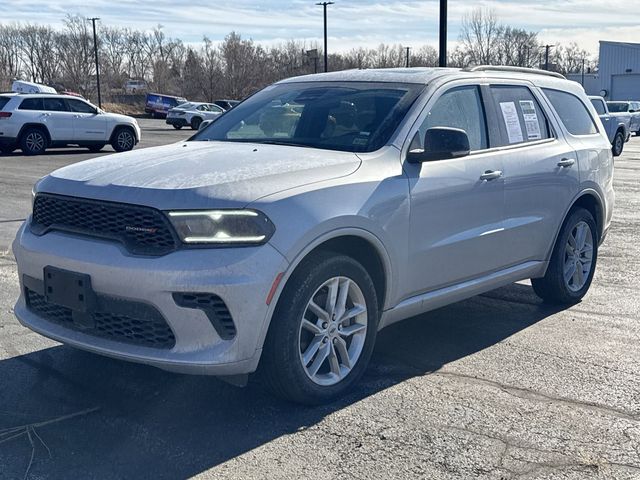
xmin=172 ymin=124 xmax=182 ymax=130
xmin=111 ymin=128 xmax=135 ymax=152
xmin=612 ymin=131 xmax=624 ymax=157
xmin=532 ymin=208 xmax=598 ymax=304
xmin=261 ymin=252 xmax=379 ymax=405
xmin=190 ymin=117 xmax=202 ymax=130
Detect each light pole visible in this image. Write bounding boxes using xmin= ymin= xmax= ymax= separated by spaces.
xmin=316 ymin=2 xmax=334 ymax=72
xmin=543 ymin=44 xmax=554 ymax=71
xmin=88 ymin=17 xmax=102 ymax=108
xmin=405 ymin=46 xmax=411 ymax=68
xmin=439 ymin=0 xmax=447 ymax=67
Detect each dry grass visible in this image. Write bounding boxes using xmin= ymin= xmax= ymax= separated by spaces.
xmin=101 ymin=102 xmax=145 ymax=117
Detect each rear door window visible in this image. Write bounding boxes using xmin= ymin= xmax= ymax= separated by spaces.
xmin=490 ymin=86 xmax=551 ymax=146
xmin=415 ymin=85 xmax=488 ymax=151
xmin=43 ymin=98 xmax=69 ymax=112
xmin=543 ymin=89 xmax=598 ymax=135
xmin=19 ymin=98 xmax=44 ymax=110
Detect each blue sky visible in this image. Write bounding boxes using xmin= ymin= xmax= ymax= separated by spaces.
xmin=1 ymin=0 xmax=638 ymax=54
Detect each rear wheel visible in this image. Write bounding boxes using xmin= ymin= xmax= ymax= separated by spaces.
xmin=20 ymin=128 xmax=48 ymax=155
xmin=111 ymin=127 xmax=135 ymax=152
xmin=612 ymin=131 xmax=624 ymax=156
xmin=190 ymin=117 xmax=202 ymax=130
xmin=532 ymin=208 xmax=598 ymax=304
xmin=172 ymin=124 xmax=182 ymax=130
xmin=261 ymin=252 xmax=379 ymax=405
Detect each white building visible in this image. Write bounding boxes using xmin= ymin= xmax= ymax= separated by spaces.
xmin=597 ymin=41 xmax=640 ymax=100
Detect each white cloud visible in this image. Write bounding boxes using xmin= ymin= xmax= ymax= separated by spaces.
xmin=0 ymin=0 xmax=638 ymax=55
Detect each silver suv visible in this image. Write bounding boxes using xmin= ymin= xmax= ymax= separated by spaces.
xmin=13 ymin=67 xmax=614 ymax=404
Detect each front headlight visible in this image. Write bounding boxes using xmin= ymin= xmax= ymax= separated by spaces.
xmin=167 ymin=210 xmax=275 ymax=245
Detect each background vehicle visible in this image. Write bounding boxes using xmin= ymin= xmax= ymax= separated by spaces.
xmin=589 ymin=95 xmax=630 ymax=155
xmin=607 ymin=101 xmax=640 ymax=136
xmin=0 ymin=93 xmax=140 ymax=155
xmin=144 ymin=93 xmax=188 ymax=118
xmin=14 ymin=67 xmax=614 ymax=404
xmin=213 ymin=99 xmax=240 ymax=111
xmin=11 ymin=80 xmax=56 ymax=94
xmin=165 ymin=102 xmax=225 ymax=130
xmin=124 ymin=79 xmax=148 ymax=94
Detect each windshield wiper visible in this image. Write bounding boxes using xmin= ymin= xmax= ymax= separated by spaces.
xmin=257 ymin=140 xmax=311 ymax=148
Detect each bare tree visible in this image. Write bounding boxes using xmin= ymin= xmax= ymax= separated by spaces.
xmin=460 ymin=8 xmax=504 ymax=65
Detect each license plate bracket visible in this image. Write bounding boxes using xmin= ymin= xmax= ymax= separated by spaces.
xmin=44 ymin=266 xmax=96 ymax=312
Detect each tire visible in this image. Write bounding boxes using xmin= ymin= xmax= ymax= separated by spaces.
xmin=612 ymin=131 xmax=624 ymax=157
xmin=532 ymin=208 xmax=598 ymax=305
xmin=19 ymin=127 xmax=48 ymax=155
xmin=190 ymin=117 xmax=203 ymax=130
xmin=111 ymin=127 xmax=135 ymax=152
xmin=87 ymin=144 xmax=105 ymax=153
xmin=261 ymin=252 xmax=379 ymax=405
xmin=172 ymin=124 xmax=182 ymax=130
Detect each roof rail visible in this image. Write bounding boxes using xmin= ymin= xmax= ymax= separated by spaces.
xmin=463 ymin=65 xmax=566 ymax=79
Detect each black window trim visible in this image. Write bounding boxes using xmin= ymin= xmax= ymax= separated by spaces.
xmin=542 ymin=87 xmax=600 ymax=138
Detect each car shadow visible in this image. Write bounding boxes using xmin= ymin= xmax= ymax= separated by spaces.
xmin=0 ymin=282 xmax=563 ymax=478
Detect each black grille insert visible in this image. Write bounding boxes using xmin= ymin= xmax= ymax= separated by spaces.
xmin=31 ymin=193 xmax=178 ymax=256
xmin=173 ymin=293 xmax=236 ymax=340
xmin=25 ymin=286 xmax=176 ymax=349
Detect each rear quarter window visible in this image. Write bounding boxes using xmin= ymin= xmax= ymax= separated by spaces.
xmin=542 ymin=89 xmax=598 ymax=136
xmin=0 ymin=96 xmax=10 ymax=110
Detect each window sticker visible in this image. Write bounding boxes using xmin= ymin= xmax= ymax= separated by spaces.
xmin=499 ymin=102 xmax=523 ymax=143
xmin=519 ymin=100 xmax=542 ymax=140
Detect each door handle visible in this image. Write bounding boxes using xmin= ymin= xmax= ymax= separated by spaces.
xmin=557 ymin=158 xmax=575 ymax=168
xmin=480 ymin=170 xmax=503 ymax=181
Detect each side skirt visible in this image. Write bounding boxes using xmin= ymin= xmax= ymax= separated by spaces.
xmin=379 ymin=261 xmax=547 ymax=330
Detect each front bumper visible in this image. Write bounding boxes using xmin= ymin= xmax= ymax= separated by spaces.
xmin=12 ymin=222 xmax=289 ymax=375
xmin=165 ymin=117 xmax=188 ymax=127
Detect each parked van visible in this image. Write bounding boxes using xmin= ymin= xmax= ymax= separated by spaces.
xmin=11 ymin=80 xmax=57 ymax=94
xmin=145 ymin=93 xmax=188 ymax=118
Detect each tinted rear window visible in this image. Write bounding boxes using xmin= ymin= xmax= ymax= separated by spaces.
xmin=542 ymin=89 xmax=597 ymax=136
xmin=19 ymin=98 xmax=44 ymax=110
xmin=607 ymin=102 xmax=629 ymax=113
xmin=0 ymin=96 xmax=10 ymax=110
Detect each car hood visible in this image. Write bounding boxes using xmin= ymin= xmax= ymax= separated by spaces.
xmin=37 ymin=141 xmax=362 ymax=210
xmin=104 ymin=112 xmax=136 ymax=123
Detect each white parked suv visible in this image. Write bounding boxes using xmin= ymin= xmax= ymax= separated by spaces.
xmin=0 ymin=93 xmax=141 ymax=155
xmin=13 ymin=67 xmax=614 ymax=404
xmin=165 ymin=102 xmax=225 ymax=130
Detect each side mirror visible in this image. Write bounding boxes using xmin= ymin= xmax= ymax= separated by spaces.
xmin=199 ymin=119 xmax=213 ymax=130
xmin=407 ymin=127 xmax=471 ymax=163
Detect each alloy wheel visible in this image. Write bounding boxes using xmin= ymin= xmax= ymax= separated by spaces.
xmin=25 ymin=132 xmax=45 ymax=152
xmin=298 ymin=276 xmax=368 ymax=386
xmin=117 ymin=131 xmax=134 ymax=150
xmin=563 ymin=221 xmax=594 ymax=292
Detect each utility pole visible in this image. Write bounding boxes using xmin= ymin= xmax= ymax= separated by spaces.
xmin=439 ymin=0 xmax=447 ymax=67
xmin=405 ymin=47 xmax=411 ymax=68
xmin=581 ymin=57 xmax=585 ymax=86
xmin=543 ymin=44 xmax=553 ymax=71
xmin=88 ymin=17 xmax=101 ymax=108
xmin=316 ymin=2 xmax=334 ymax=72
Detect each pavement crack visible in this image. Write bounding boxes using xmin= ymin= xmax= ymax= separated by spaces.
xmin=432 ymin=370 xmax=639 ymax=421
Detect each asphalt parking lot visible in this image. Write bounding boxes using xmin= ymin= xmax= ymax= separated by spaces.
xmin=0 ymin=128 xmax=639 ymax=479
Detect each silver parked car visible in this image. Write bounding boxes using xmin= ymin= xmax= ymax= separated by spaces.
xmin=13 ymin=67 xmax=614 ymax=404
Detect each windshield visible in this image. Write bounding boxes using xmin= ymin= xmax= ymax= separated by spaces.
xmin=607 ymin=102 xmax=629 ymax=113
xmin=191 ymin=81 xmax=423 ymax=153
